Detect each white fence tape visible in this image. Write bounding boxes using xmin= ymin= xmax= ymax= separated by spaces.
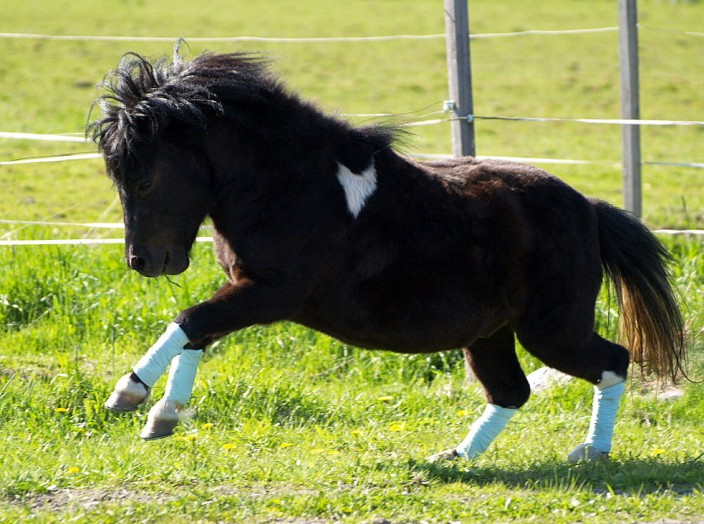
xmin=0 ymin=237 xmax=215 ymax=247
xmin=0 ymin=132 xmax=88 ymax=143
xmin=0 ymin=31 xmax=446 ymax=43
xmin=7 ymin=25 xmax=701 ymax=43
xmin=1 ymin=26 xmax=700 ymax=44
xmin=470 ymin=115 xmax=704 ymax=127
xmin=0 ymin=27 xmax=625 ymax=43
xmin=1 ymin=230 xmax=701 ymax=247
xmin=0 ymin=153 xmax=101 ymax=166
xmin=4 ymin=219 xmax=703 ymax=238
xmin=654 ymin=229 xmax=704 ymax=236
xmin=411 ymin=153 xmax=605 ymax=165
xmin=645 ymin=161 xmax=704 ymax=169
xmin=2 ymin=152 xmax=702 ymax=169
xmin=0 ymin=219 xmax=123 ymax=229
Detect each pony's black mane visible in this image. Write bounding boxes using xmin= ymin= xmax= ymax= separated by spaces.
xmin=90 ymin=49 xmax=398 ymax=183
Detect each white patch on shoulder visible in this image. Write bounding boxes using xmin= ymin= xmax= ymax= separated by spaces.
xmin=597 ymin=370 xmax=625 ymax=390
xmin=336 ymin=160 xmax=377 ymax=218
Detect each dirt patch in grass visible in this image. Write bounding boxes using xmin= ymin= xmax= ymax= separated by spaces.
xmin=10 ymin=485 xmax=322 ymax=515
xmin=11 ymin=487 xmax=175 ymax=513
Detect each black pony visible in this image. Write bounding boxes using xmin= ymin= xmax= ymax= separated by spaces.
xmin=92 ymin=49 xmax=686 ymax=461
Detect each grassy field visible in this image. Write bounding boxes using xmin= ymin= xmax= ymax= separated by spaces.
xmin=1 ymin=0 xmax=703 ymax=522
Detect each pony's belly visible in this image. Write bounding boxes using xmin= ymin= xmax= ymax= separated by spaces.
xmin=296 ymin=251 xmax=510 ymax=353
xmin=296 ymin=298 xmax=499 ymax=353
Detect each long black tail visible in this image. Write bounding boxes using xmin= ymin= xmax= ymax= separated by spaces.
xmin=591 ymin=199 xmax=687 ymax=382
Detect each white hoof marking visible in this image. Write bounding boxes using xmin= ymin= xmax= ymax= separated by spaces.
xmin=105 ymin=373 xmax=149 ymax=412
xmin=140 ymin=399 xmax=182 ymax=440
xmin=597 ymin=370 xmax=625 ymax=390
xmin=567 ymin=443 xmax=610 ymax=463
xmin=427 ymin=449 xmax=460 ymax=464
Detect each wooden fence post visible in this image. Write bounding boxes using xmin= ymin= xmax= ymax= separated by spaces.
xmin=445 ymin=0 xmax=477 ymax=381
xmin=444 ymin=0 xmax=476 ymax=157
xmin=619 ymin=0 xmax=642 ymax=217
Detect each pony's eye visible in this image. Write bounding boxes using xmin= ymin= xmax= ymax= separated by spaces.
xmin=137 ymin=180 xmax=153 ymax=193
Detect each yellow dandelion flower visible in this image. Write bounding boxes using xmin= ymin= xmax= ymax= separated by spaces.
xmin=67 ymin=466 xmax=81 ymax=474
xmin=55 ymin=407 xmax=69 ymax=413
xmin=279 ymin=442 xmax=294 ymax=449
xmin=389 ymin=422 xmax=406 ymax=432
xmin=201 ymin=423 xmax=214 ymax=431
xmin=651 ymin=448 xmax=666 ymax=456
xmin=221 ymin=443 xmax=237 ymax=450
xmin=457 ymin=409 xmax=470 ymax=417
xmin=327 ymin=450 xmax=341 ymax=456
xmin=311 ymin=448 xmax=326 ymax=454
xmin=376 ymin=396 xmax=394 ymax=402
xmin=350 ymin=429 xmax=363 ymax=437
xmin=183 ymin=434 xmax=197 ymax=442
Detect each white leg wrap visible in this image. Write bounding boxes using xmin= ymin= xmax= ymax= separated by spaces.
xmin=455 ymin=404 xmax=517 ymax=459
xmin=568 ymin=379 xmax=626 ymax=462
xmin=132 ymin=323 xmax=190 ymax=387
xmin=163 ymin=349 xmax=204 ymax=406
xmin=140 ymin=349 xmax=203 ymax=440
xmin=586 ymin=380 xmax=626 ymax=453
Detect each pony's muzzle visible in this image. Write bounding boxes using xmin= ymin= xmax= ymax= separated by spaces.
xmin=125 ymin=245 xmax=167 ymax=277
xmin=125 ymin=245 xmax=162 ymax=277
xmin=126 ymin=245 xmax=189 ymax=277
xmin=126 ymin=244 xmax=161 ymax=276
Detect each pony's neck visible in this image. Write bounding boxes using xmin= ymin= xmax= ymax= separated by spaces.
xmin=208 ymin=98 xmax=396 ymax=180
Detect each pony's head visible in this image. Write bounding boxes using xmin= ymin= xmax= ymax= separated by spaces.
xmin=89 ymin=48 xmax=275 ymax=276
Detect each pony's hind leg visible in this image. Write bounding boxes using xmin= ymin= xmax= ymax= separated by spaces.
xmin=568 ymin=334 xmax=629 ymax=462
xmin=428 ymin=325 xmax=529 ymax=463
xmin=516 ymin=323 xmax=630 ymax=462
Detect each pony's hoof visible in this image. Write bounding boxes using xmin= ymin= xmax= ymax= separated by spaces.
xmin=140 ymin=400 xmax=181 ymax=440
xmin=567 ymin=443 xmax=610 ymax=463
xmin=427 ymin=449 xmax=461 ymax=464
xmin=105 ymin=373 xmax=150 ymax=412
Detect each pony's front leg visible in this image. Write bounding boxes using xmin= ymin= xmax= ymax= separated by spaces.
xmin=108 ymin=277 xmax=301 ymax=439
xmin=105 ymin=322 xmax=203 ymax=439
xmin=105 ymin=322 xmax=190 ymax=411
xmin=140 ymin=348 xmax=203 ymax=440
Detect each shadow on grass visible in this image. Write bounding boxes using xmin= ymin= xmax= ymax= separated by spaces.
xmin=404 ymin=454 xmax=704 ymax=496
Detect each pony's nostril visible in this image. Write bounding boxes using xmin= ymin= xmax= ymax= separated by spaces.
xmin=129 ymin=255 xmax=147 ymax=271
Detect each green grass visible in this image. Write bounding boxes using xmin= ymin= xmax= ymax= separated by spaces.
xmin=1 ymin=0 xmax=703 ymax=522
xmin=0 ymin=242 xmax=703 ymax=523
